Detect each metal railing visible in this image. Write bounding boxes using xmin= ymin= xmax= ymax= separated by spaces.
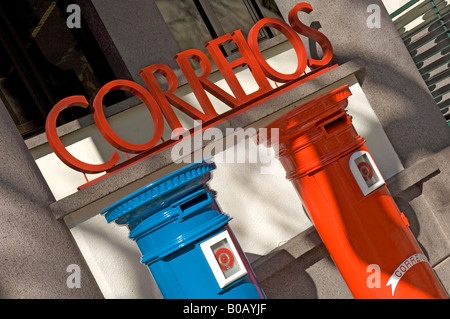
xmin=391 ymin=0 xmax=450 ymax=126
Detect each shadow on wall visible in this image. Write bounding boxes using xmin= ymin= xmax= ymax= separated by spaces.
xmin=210 ymin=139 xmax=312 ymax=257
xmin=338 ymin=2 xmax=450 ymax=165
xmin=71 ymin=217 xmax=163 ymax=299
xmin=259 ymin=245 xmax=352 ymax=299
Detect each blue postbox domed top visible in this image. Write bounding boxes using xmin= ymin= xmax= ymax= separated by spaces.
xmin=101 ymin=159 xmax=216 ymax=226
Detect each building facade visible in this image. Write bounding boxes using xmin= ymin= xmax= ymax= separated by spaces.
xmin=0 ymin=0 xmax=449 ymax=298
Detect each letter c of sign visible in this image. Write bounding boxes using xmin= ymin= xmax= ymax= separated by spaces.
xmin=45 ymin=96 xmax=121 ymax=174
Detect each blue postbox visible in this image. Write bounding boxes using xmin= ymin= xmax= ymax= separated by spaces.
xmin=101 ymin=159 xmax=265 ymax=299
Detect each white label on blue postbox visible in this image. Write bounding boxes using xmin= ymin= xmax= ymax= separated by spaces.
xmin=200 ymin=230 xmax=247 ymax=288
xmin=349 ymin=151 xmax=385 ymax=196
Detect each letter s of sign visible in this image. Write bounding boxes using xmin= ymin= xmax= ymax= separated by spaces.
xmin=288 ymin=2 xmax=333 ymax=69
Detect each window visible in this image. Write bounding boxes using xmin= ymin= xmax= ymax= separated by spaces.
xmin=0 ymin=0 xmax=126 ymax=138
xmin=0 ymin=1 xmax=284 ymax=139
xmin=155 ymin=0 xmax=283 ymax=58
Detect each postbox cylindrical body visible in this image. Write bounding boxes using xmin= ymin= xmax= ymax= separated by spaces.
xmin=255 ymin=85 xmax=448 ymax=299
xmin=102 ymin=159 xmax=265 ymax=299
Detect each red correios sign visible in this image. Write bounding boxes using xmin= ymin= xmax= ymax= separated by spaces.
xmin=45 ymin=3 xmax=335 ymax=183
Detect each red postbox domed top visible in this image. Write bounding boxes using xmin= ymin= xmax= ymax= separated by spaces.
xmin=254 ymin=85 xmax=365 ymax=178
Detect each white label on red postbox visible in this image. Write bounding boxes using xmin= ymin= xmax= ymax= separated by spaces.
xmin=349 ymin=151 xmax=385 ymax=196
xmin=200 ymin=230 xmax=247 ymax=288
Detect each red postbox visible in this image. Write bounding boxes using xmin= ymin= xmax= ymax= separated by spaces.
xmin=254 ymin=85 xmax=448 ymax=299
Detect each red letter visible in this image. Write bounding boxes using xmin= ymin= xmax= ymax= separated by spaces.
xmin=206 ymin=30 xmax=272 ymax=102
xmin=175 ymin=49 xmax=239 ymax=113
xmin=140 ymin=64 xmax=212 ymax=132
xmin=288 ymin=3 xmax=333 ymax=69
xmin=248 ymin=17 xmax=307 ymax=82
xmin=45 ymin=96 xmax=120 ymax=174
xmin=93 ymin=80 xmax=164 ymax=153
